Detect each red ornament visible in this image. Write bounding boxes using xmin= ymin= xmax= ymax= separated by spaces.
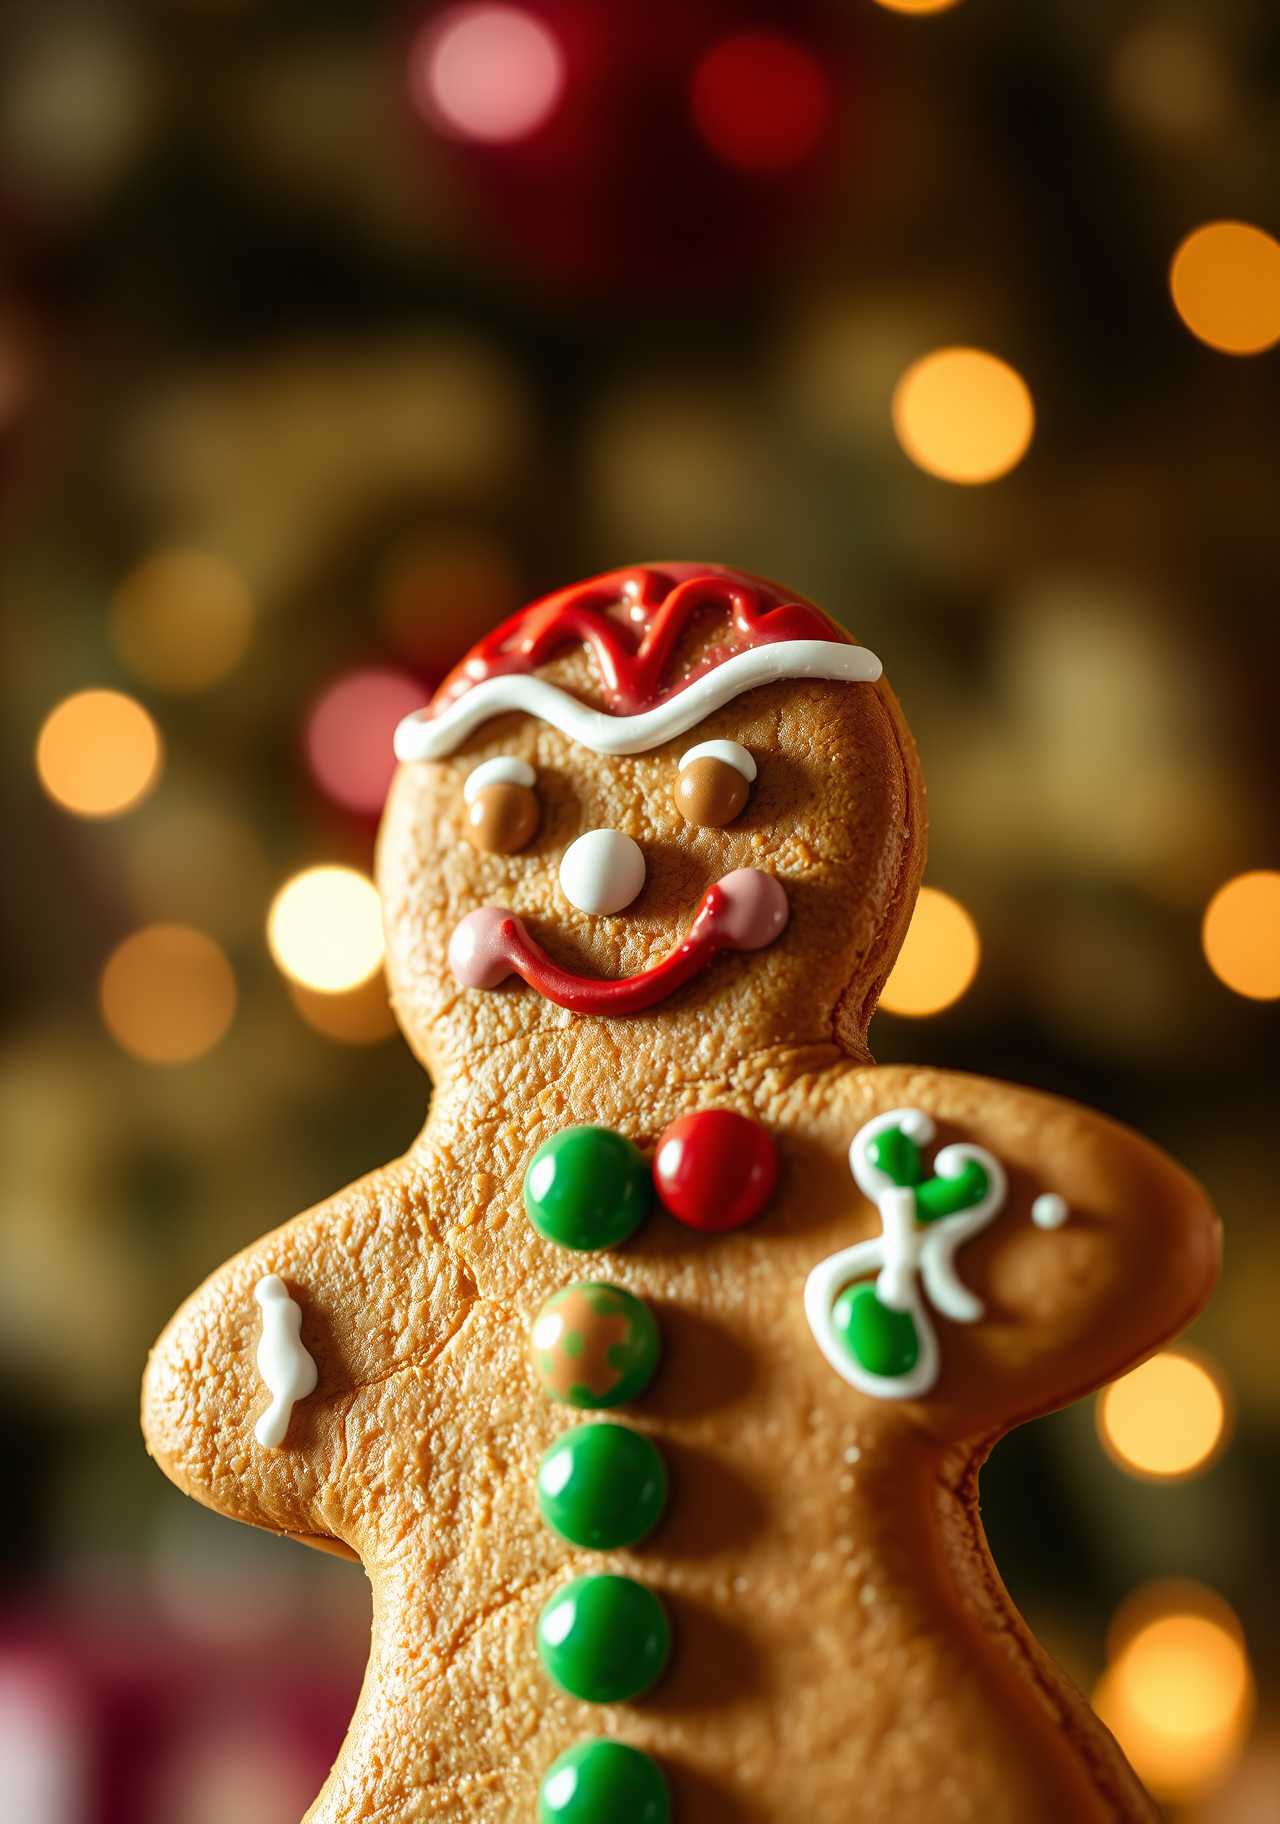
xmin=653 ymin=1109 xmax=778 ymax=1232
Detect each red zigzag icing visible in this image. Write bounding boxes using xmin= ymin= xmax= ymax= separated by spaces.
xmin=427 ymin=564 xmax=849 ymax=723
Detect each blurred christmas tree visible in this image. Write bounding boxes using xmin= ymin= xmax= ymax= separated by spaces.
xmin=2 ymin=0 xmax=1280 ymax=1816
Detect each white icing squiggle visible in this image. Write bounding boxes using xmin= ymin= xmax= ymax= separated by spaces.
xmin=393 ymin=639 xmax=883 ymax=761
xmin=805 ymin=1109 xmax=1007 ymax=1401
xmin=253 ymin=1275 xmax=318 ymax=1448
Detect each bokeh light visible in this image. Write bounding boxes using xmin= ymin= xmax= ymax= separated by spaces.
xmin=35 ymin=689 xmax=163 ymax=819
xmin=1098 ymin=1350 xmax=1229 ymax=1481
xmin=288 ymin=972 xmax=399 ymax=1045
xmin=409 ymin=4 xmax=565 ymax=145
xmin=1094 ymin=1589 xmax=1253 ymax=1800
xmin=1171 ymin=223 xmax=1280 ymax=355
xmin=109 ymin=549 xmax=254 ymax=693
xmin=873 ymin=0 xmax=963 ymax=14
xmin=691 ymin=34 xmax=829 ymax=172
xmin=99 ymin=925 xmax=236 ymax=1065
xmin=892 ymin=347 xmax=1034 ymax=483
xmin=1108 ymin=23 xmax=1231 ymax=144
xmin=879 ymin=887 xmax=980 ymax=1016
xmin=1202 ymin=871 xmax=1280 ymax=1000
xmin=306 ymin=669 xmax=424 ymax=815
xmin=267 ymin=867 xmax=385 ymax=993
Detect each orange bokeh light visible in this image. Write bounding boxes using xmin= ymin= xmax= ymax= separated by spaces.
xmin=879 ymin=887 xmax=980 ymax=1017
xmin=892 ymin=347 xmax=1034 ymax=484
xmin=1098 ymin=1350 xmax=1229 ymax=1481
xmin=36 ymin=689 xmax=163 ymax=820
xmin=100 ymin=925 xmax=237 ymax=1065
xmin=1094 ymin=1589 xmax=1253 ymax=1800
xmin=1171 ymin=222 xmax=1280 ymax=354
xmin=1202 ymin=871 xmax=1280 ymax=1000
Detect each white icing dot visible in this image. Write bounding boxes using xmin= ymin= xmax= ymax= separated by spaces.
xmin=677 ymin=738 xmax=757 ymax=782
xmin=463 ymin=755 xmax=536 ymax=803
xmin=859 ymin=1583 xmax=877 ymax=1604
xmin=843 ymin=1445 xmax=861 ymax=1464
xmin=1032 ymin=1193 xmax=1069 ymax=1230
xmin=838 ymin=1475 xmax=854 ymax=1493
xmin=558 ymin=829 xmax=645 ymax=915
xmin=732 ymin=1576 xmax=749 ymax=1594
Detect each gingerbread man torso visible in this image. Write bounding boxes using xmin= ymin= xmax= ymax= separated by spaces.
xmin=143 ymin=566 xmax=1219 ymax=1824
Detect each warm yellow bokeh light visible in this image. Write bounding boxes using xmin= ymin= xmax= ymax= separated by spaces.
xmin=110 ymin=549 xmax=255 ymax=693
xmin=1171 ymin=222 xmax=1280 ymax=354
xmin=892 ymin=347 xmax=1034 ymax=483
xmin=873 ymin=0 xmax=963 ymax=12
xmin=1202 ymin=870 xmax=1280 ymax=1000
xmin=1094 ymin=1607 xmax=1252 ymax=1800
xmin=100 ymin=924 xmax=236 ymax=1064
xmin=1098 ymin=1350 xmax=1228 ymax=1481
xmin=879 ymin=887 xmax=980 ymax=1016
xmin=267 ymin=867 xmax=385 ymax=993
xmin=36 ymin=689 xmax=163 ymax=819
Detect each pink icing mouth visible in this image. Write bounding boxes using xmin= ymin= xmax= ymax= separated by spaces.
xmin=447 ymin=867 xmax=789 ymax=1016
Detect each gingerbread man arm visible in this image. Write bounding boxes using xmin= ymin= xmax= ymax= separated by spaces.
xmin=141 ymin=1154 xmax=479 ymax=1554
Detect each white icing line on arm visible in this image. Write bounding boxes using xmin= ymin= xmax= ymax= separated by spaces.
xmin=253 ymin=1275 xmax=318 ymax=1448
xmin=394 ymin=639 xmax=883 ymax=761
xmin=677 ymin=739 xmax=757 ymax=782
xmin=463 ymin=756 xmax=536 ymax=802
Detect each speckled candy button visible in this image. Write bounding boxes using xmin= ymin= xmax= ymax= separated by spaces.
xmin=530 ymin=1283 xmax=660 ymax=1408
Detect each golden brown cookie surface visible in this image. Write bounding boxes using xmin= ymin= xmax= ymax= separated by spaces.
xmin=142 ymin=565 xmax=1219 ymax=1823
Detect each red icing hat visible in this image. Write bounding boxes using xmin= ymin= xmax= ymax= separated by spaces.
xmin=394 ymin=563 xmax=881 ymax=760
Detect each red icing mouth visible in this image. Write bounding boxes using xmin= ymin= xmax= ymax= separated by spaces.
xmin=447 ymin=868 xmax=789 ymax=1016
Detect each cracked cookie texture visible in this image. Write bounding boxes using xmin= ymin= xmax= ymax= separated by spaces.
xmin=142 ymin=566 xmax=1220 ymax=1823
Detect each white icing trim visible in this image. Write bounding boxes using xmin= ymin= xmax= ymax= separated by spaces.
xmin=678 ymin=739 xmax=757 ymax=783
xmin=463 ymin=755 xmax=536 ymax=802
xmin=253 ymin=1275 xmax=318 ymax=1448
xmin=804 ymin=1109 xmax=1007 ymax=1401
xmin=393 ymin=639 xmax=882 ymax=761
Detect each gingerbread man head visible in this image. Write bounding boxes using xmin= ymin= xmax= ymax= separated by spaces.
xmin=143 ymin=562 xmax=1218 ymax=1824
xmin=380 ymin=562 xmax=924 ymax=1081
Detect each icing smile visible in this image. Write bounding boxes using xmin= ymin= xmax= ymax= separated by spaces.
xmin=448 ymin=867 xmax=789 ymax=1015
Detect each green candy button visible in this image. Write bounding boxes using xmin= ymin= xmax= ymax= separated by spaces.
xmin=537 ymin=1573 xmax=670 ymax=1703
xmin=537 ymin=1424 xmax=667 ymax=1550
xmin=538 ymin=1740 xmax=669 ymax=1824
xmin=531 ymin=1283 xmax=660 ymax=1409
xmin=833 ymin=1282 xmax=919 ymax=1378
xmin=524 ymin=1127 xmax=652 ymax=1252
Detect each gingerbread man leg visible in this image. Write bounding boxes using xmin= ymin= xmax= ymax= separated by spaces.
xmin=143 ymin=565 xmax=1219 ymax=1824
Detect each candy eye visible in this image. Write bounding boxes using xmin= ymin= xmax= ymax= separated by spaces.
xmin=674 ymin=740 xmax=756 ymax=828
xmin=464 ymin=756 xmax=541 ymax=854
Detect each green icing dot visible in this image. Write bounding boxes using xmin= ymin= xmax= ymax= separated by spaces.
xmin=915 ymin=1159 xmax=988 ymax=1221
xmin=537 ymin=1741 xmax=669 ymax=1824
xmin=833 ymin=1282 xmax=920 ymax=1378
xmin=866 ymin=1127 xmax=923 ymax=1188
xmin=537 ymin=1424 xmax=667 ymax=1550
xmin=537 ymin=1574 xmax=669 ymax=1704
xmin=524 ymin=1127 xmax=652 ymax=1252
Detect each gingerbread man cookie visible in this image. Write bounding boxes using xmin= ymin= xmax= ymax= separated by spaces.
xmin=143 ymin=564 xmax=1220 ymax=1824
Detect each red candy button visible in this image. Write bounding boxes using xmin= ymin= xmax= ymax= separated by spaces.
xmin=652 ymin=1110 xmax=778 ymax=1232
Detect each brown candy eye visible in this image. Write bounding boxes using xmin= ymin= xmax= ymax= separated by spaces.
xmin=675 ymin=756 xmax=750 ymax=828
xmin=467 ymin=781 xmax=540 ymax=853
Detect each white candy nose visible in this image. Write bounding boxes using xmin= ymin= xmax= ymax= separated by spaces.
xmin=558 ymin=829 xmax=646 ymax=915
